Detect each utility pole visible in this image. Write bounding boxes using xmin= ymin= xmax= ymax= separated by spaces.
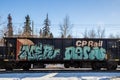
xmin=32 ymin=21 xmax=34 ymax=35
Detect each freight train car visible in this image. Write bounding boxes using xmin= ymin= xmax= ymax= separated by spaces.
xmin=0 ymin=37 xmax=120 ymax=70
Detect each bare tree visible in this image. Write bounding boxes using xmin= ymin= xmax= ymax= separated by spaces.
xmin=82 ymin=29 xmax=88 ymax=38
xmin=0 ymin=16 xmax=6 ymax=25
xmin=116 ymin=35 xmax=120 ymax=38
xmin=109 ymin=34 xmax=115 ymax=38
xmin=59 ymin=15 xmax=73 ymax=38
xmin=0 ymin=16 xmax=6 ymax=45
xmin=0 ymin=16 xmax=7 ymax=38
xmin=97 ymin=26 xmax=105 ymax=38
xmin=0 ymin=26 xmax=7 ymax=37
xmin=109 ymin=33 xmax=120 ymax=38
xmin=116 ymin=33 xmax=120 ymax=38
xmin=83 ymin=27 xmax=105 ymax=38
xmin=88 ymin=28 xmax=96 ymax=38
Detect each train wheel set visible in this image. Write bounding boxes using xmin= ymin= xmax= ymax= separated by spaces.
xmin=0 ymin=60 xmax=118 ymax=71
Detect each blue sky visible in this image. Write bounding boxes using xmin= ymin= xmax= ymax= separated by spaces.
xmin=0 ymin=0 xmax=120 ymax=37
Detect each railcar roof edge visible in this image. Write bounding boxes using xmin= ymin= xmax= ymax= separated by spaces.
xmin=3 ymin=36 xmax=120 ymax=40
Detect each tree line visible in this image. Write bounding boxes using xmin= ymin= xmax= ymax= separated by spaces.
xmin=0 ymin=14 xmax=120 ymax=38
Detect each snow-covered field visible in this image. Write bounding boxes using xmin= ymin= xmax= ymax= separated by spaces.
xmin=0 ymin=72 xmax=120 ymax=80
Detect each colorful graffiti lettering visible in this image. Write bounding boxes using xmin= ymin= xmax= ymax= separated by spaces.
xmin=64 ymin=46 xmax=106 ymax=60
xmin=18 ymin=43 xmax=60 ymax=60
xmin=18 ymin=40 xmax=106 ymax=61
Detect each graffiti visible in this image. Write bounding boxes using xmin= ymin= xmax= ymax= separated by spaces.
xmin=43 ymin=45 xmax=60 ymax=59
xmin=64 ymin=46 xmax=106 ymax=60
xmin=64 ymin=40 xmax=106 ymax=60
xmin=18 ymin=40 xmax=106 ymax=61
xmin=18 ymin=43 xmax=60 ymax=60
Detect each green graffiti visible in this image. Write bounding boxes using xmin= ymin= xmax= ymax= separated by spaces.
xmin=64 ymin=46 xmax=106 ymax=60
xmin=18 ymin=43 xmax=43 ymax=60
xmin=43 ymin=45 xmax=54 ymax=59
xmin=18 ymin=42 xmax=106 ymax=61
xmin=18 ymin=43 xmax=60 ymax=60
xmin=97 ymin=47 xmax=106 ymax=60
xmin=43 ymin=45 xmax=60 ymax=59
xmin=75 ymin=47 xmax=82 ymax=59
xmin=89 ymin=49 xmax=95 ymax=60
xmin=34 ymin=43 xmax=43 ymax=60
xmin=50 ymin=49 xmax=60 ymax=59
xmin=64 ymin=47 xmax=75 ymax=60
xmin=18 ymin=45 xmax=28 ymax=59
xmin=89 ymin=47 xmax=106 ymax=60
xmin=83 ymin=46 xmax=90 ymax=59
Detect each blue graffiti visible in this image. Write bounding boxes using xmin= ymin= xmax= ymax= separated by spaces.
xmin=18 ymin=43 xmax=60 ymax=60
xmin=18 ymin=43 xmax=106 ymax=61
xmin=89 ymin=47 xmax=106 ymax=60
xmin=64 ymin=46 xmax=106 ymax=60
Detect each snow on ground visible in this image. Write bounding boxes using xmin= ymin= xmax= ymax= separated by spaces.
xmin=45 ymin=64 xmax=64 ymax=68
xmin=0 ymin=72 xmax=120 ymax=80
xmin=0 ymin=77 xmax=115 ymax=80
xmin=0 ymin=77 xmax=109 ymax=80
xmin=0 ymin=77 xmax=119 ymax=80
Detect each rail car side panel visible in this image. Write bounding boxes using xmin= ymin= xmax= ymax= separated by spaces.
xmin=16 ymin=38 xmax=107 ymax=61
xmin=3 ymin=37 xmax=119 ymax=62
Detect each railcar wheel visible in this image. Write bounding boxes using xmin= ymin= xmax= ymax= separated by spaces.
xmin=4 ymin=62 xmax=15 ymax=71
xmin=39 ymin=64 xmax=46 ymax=68
xmin=64 ymin=64 xmax=70 ymax=68
xmin=92 ymin=62 xmax=101 ymax=70
xmin=6 ymin=67 xmax=13 ymax=71
xmin=23 ymin=63 xmax=31 ymax=71
xmin=107 ymin=61 xmax=117 ymax=70
xmin=107 ymin=65 xmax=117 ymax=70
xmin=33 ymin=63 xmax=46 ymax=68
xmin=74 ymin=63 xmax=79 ymax=68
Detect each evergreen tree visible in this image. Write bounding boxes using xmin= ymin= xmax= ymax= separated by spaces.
xmin=7 ymin=14 xmax=13 ymax=36
xmin=50 ymin=33 xmax=53 ymax=38
xmin=67 ymin=34 xmax=72 ymax=38
xmin=42 ymin=14 xmax=51 ymax=38
xmin=23 ymin=15 xmax=32 ymax=36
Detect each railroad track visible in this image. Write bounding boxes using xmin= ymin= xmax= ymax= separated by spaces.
xmin=0 ymin=67 xmax=120 ymax=73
